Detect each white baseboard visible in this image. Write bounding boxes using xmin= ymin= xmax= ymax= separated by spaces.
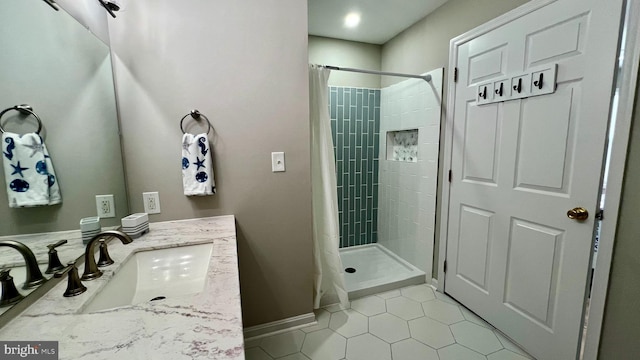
xmin=243 ymin=312 xmax=316 ymax=340
xmin=431 ymin=278 xmax=438 ymax=289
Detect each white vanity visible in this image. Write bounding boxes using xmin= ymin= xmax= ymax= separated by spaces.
xmin=0 ymin=216 xmax=245 ymax=360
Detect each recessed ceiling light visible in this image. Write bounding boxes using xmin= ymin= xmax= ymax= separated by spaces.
xmin=344 ymin=12 xmax=361 ymax=28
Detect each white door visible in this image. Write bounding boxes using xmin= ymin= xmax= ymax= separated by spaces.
xmin=445 ymin=0 xmax=623 ymax=359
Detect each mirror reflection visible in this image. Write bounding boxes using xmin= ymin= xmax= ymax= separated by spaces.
xmin=0 ymin=0 xmax=127 ymax=313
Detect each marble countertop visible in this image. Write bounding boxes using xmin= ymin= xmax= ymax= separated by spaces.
xmin=0 ymin=216 xmax=245 ymax=360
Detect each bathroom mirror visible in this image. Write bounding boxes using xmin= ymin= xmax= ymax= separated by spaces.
xmin=0 ymin=0 xmax=128 ymax=310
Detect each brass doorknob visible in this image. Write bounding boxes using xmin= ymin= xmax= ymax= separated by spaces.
xmin=567 ymin=207 xmax=589 ymax=221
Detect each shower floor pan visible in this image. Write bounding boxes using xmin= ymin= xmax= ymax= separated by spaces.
xmin=339 ymin=244 xmax=425 ymax=299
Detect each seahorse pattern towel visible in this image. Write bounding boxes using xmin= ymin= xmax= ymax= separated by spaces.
xmin=2 ymin=132 xmax=61 ymax=207
xmin=182 ymin=133 xmax=216 ymax=196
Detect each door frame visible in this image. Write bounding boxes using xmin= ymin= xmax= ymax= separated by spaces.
xmin=436 ymin=0 xmax=640 ymax=359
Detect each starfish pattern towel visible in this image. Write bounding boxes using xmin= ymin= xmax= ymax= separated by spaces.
xmin=2 ymin=132 xmax=61 ymax=207
xmin=182 ymin=133 xmax=216 ymax=196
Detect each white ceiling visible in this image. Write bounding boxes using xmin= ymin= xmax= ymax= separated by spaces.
xmin=308 ymin=0 xmax=450 ymax=45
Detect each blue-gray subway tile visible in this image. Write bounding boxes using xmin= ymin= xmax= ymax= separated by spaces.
xmin=338 ymin=88 xmax=344 ymax=105
xmin=344 ymin=90 xmax=351 ymax=109
xmin=360 ymin=233 xmax=367 ymax=246
xmin=375 ymin=90 xmax=381 ymax=107
xmin=356 ymin=122 xmax=362 ymax=146
xmin=372 ymin=232 xmax=378 ymax=244
xmin=350 ymin=108 xmax=357 ymax=129
xmin=350 ymin=89 xmax=357 ymax=106
xmin=355 ymin=148 xmax=362 ymax=173
xmin=363 ymin=107 xmax=369 ymax=123
xmin=331 ymin=120 xmax=337 ymax=143
xmin=373 ymin=134 xmax=378 ymax=159
xmin=336 ymin=136 xmax=343 ymax=161
xmin=367 ymin=198 xmax=373 ymax=221
xmin=349 ymin=185 xmax=355 ymax=207
xmin=344 ymin=126 xmax=350 ymax=147
xmin=350 ymin=134 xmax=356 ymax=155
xmin=349 ymin=211 xmax=355 ymax=235
xmin=355 ymin=173 xmax=362 ymax=198
xmin=337 ymin=115 xmax=344 ymax=133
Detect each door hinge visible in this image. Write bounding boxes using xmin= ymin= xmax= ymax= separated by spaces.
xmin=444 ymin=260 xmax=448 ymax=273
xmin=596 ymin=209 xmax=604 ymax=220
xmin=453 ymin=67 xmax=458 ymax=83
xmin=448 ymin=170 xmax=452 ymax=182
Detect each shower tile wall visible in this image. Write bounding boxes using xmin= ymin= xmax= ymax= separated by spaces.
xmin=377 ymin=70 xmax=442 ymax=279
xmin=329 ymin=87 xmax=381 ymax=248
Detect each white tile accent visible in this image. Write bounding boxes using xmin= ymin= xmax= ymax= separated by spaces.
xmin=391 ymin=338 xmax=439 ymax=360
xmin=260 ymin=330 xmax=305 ymax=358
xmin=351 ymin=296 xmax=387 ymax=317
xmin=421 ymin=299 xmax=465 ymax=325
xmin=400 ymin=284 xmax=435 ymax=302
xmin=438 ymin=344 xmax=487 ymax=360
xmin=369 ymin=313 xmax=411 ymax=343
xmin=301 ymin=329 xmax=346 ymax=360
xmin=386 ymin=296 xmax=424 ymax=320
xmin=408 ymin=316 xmax=455 ymax=349
xmin=346 ymin=334 xmax=392 ymax=360
xmin=450 ymin=321 xmax=503 ymax=355
xmin=377 ymin=71 xmax=442 ymax=278
xmin=329 ymin=309 xmax=369 ymax=338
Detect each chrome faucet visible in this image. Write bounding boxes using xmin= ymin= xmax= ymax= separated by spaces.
xmin=81 ymin=230 xmax=133 ymax=281
xmin=0 ymin=240 xmax=46 ymax=289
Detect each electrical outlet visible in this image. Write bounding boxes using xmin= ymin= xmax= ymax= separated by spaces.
xmin=96 ymin=194 xmax=115 ymax=218
xmin=143 ymin=192 xmax=161 ymax=214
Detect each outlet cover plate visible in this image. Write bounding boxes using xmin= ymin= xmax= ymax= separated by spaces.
xmin=143 ymin=192 xmax=161 ymax=214
xmin=96 ymin=194 xmax=115 ymax=218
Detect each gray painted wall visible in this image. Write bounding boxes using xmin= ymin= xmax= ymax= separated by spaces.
xmin=108 ymin=0 xmax=312 ymax=327
xmin=0 ymin=0 xmax=127 ymax=236
xmin=308 ymin=36 xmax=382 ymax=88
xmin=380 ymin=0 xmax=530 ymax=278
xmin=598 ymin=69 xmax=640 ymax=359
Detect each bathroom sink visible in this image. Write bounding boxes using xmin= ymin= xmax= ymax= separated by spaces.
xmin=82 ymin=243 xmax=213 ymax=313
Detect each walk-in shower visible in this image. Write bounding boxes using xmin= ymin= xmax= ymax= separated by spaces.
xmin=327 ymin=67 xmax=443 ymax=299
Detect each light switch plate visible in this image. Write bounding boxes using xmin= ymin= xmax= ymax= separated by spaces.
xmin=272 ymin=152 xmax=285 ymax=172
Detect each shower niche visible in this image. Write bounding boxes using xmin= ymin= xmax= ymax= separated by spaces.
xmin=386 ymin=129 xmax=419 ymax=162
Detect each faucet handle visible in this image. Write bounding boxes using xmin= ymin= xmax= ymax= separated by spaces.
xmin=47 ymin=240 xmax=68 ymax=250
xmin=97 ymin=240 xmax=114 ymax=267
xmin=45 ymin=239 xmax=68 ymax=274
xmin=0 ymin=269 xmax=25 ymax=307
xmin=55 ymin=262 xmax=87 ymax=297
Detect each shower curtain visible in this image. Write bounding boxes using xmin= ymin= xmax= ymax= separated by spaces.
xmin=309 ymin=64 xmax=349 ymax=309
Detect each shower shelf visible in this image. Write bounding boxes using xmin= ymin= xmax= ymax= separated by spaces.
xmin=386 ymin=129 xmax=418 ymax=162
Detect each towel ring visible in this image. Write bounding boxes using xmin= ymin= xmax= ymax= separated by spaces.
xmin=180 ymin=109 xmax=213 ymax=135
xmin=0 ymin=105 xmax=43 ymax=134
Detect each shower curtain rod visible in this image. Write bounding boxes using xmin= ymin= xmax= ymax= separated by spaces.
xmin=322 ymin=65 xmax=432 ymax=82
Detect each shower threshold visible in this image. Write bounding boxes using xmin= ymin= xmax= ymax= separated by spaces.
xmin=339 ymin=244 xmax=426 ymax=299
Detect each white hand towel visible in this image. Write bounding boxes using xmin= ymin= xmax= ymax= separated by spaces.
xmin=182 ymin=133 xmax=216 ymax=196
xmin=2 ymin=132 xmax=62 ymax=207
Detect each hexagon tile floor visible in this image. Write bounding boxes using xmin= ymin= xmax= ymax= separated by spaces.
xmin=244 ymin=284 xmax=535 ymax=360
